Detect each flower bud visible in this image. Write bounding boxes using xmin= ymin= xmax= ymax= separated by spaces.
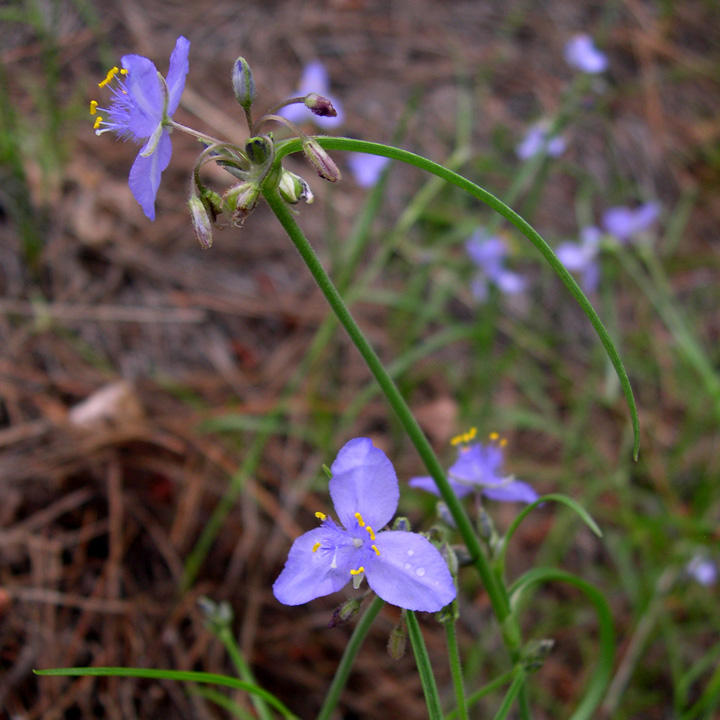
xmin=245 ymin=136 xmax=272 ymax=165
xmin=387 ymin=617 xmax=407 ymax=660
xmin=436 ymin=598 xmax=458 ymax=625
xmin=521 ymin=638 xmax=555 ymax=672
xmin=328 ymin=597 xmax=363 ymax=628
xmin=188 ymin=196 xmax=213 ymax=249
xmin=303 ymin=93 xmax=337 ymax=118
xmin=197 ymin=596 xmax=233 ymax=633
xmin=232 ymin=57 xmax=256 ymax=109
xmin=302 ymin=138 xmax=341 ymax=182
xmin=223 ymin=182 xmax=260 ymax=228
xmin=279 ymin=169 xmax=314 ymax=205
xmin=392 ymin=516 xmax=411 ymax=532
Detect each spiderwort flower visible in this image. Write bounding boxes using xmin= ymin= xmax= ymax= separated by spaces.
xmin=466 ymin=230 xmax=526 ymax=302
xmin=602 ymin=202 xmax=660 ymax=243
xmin=564 ymin=34 xmax=608 ymax=74
xmin=516 ymin=122 xmax=566 ymax=160
xmin=90 ymin=36 xmax=190 ymax=220
xmin=273 ymin=438 xmax=456 ymax=612
xmin=410 ymin=430 xmax=538 ymax=504
xmin=280 ymin=60 xmax=344 ymax=130
xmin=556 ymin=226 xmax=602 ymax=293
xmin=686 ymin=555 xmax=717 ymax=586
xmin=348 ymin=153 xmax=390 ymax=187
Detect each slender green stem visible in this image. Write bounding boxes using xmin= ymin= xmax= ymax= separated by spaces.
xmin=262 ymin=185 xmax=519 ymax=655
xmin=217 ymin=626 xmax=274 ymax=720
xmin=492 ymin=669 xmax=527 ymax=720
xmin=406 ymin=611 xmax=444 ymax=720
xmin=316 ymin=596 xmax=384 ymax=720
xmin=35 ymin=667 xmax=298 ymax=719
xmin=445 ymin=670 xmax=515 ymax=719
xmin=274 ymin=136 xmax=640 ymax=460
xmin=444 ymin=617 xmax=469 ymax=720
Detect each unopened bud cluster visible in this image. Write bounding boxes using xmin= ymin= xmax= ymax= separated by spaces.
xmin=188 ymin=55 xmax=342 ymax=248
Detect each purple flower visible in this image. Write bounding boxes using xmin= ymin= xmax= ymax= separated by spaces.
xmin=687 ymin=555 xmax=717 ymax=586
xmin=466 ymin=230 xmax=526 ymax=302
xmin=410 ymin=434 xmax=538 ymax=504
xmin=564 ymin=34 xmax=608 ymax=74
xmin=91 ymin=37 xmax=190 ymax=220
xmin=602 ymin=202 xmax=660 ymax=242
xmin=516 ymin=123 xmax=567 ymax=160
xmin=273 ymin=438 xmax=456 ymax=612
xmin=348 ymin=153 xmax=390 ymax=187
xmin=280 ymin=60 xmax=344 ymax=130
xmin=556 ymin=226 xmax=602 ymax=292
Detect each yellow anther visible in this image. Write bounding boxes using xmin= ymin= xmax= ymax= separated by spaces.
xmin=489 ymin=431 xmax=499 ymax=441
xmin=311 ymin=541 xmax=321 ymax=553
xmin=120 ymin=68 xmax=128 ymax=75
xmin=315 ymin=511 xmax=326 ymax=521
xmin=350 ymin=567 xmax=365 ymax=576
xmin=365 ymin=526 xmax=376 ymax=541
xmin=93 ymin=115 xmax=103 ymax=130
xmin=89 ymin=100 xmax=98 ymax=115
xmin=98 ymin=67 xmax=119 ymax=88
xmin=371 ymin=544 xmax=380 ymax=556
xmin=354 ymin=512 xmax=365 ymax=527
xmin=452 ymin=426 xmax=478 ymax=446
xmin=500 ymin=438 xmax=508 ymax=448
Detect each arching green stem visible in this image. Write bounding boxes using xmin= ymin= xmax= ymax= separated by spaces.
xmin=274 ymin=137 xmax=640 ymax=460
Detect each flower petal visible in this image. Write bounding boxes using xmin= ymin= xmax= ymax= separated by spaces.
xmin=165 ymin=36 xmax=190 ymax=116
xmin=365 ymin=531 xmax=456 ymax=611
xmin=348 ymin=153 xmax=390 ymax=187
xmin=482 ymin=479 xmax=538 ymax=503
xmin=273 ymin=528 xmax=353 ymax=605
xmin=128 ymin=130 xmax=172 ymax=220
xmin=329 ymin=438 xmax=399 ymax=531
xmin=299 ymin=60 xmax=330 ymax=94
xmin=408 ymin=475 xmax=474 ymax=499
xmin=449 ymin=443 xmax=504 ymax=485
xmin=122 ymin=53 xmax=163 ymax=138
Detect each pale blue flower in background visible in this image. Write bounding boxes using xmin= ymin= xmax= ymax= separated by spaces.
xmin=516 ymin=122 xmax=567 ymax=160
xmin=556 ymin=226 xmax=602 ymax=293
xmin=91 ymin=36 xmax=190 ymax=220
xmin=280 ymin=60 xmax=344 ymax=130
xmin=348 ymin=153 xmax=390 ymax=187
xmin=602 ymin=202 xmax=660 ymax=242
xmin=687 ymin=555 xmax=717 ymax=586
xmin=273 ymin=438 xmax=456 ymax=612
xmin=466 ymin=230 xmax=526 ymax=302
xmin=564 ymin=34 xmax=608 ymax=74
xmin=410 ymin=435 xmax=538 ymax=504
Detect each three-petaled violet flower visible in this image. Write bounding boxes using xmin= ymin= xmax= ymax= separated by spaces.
xmin=466 ymin=230 xmax=526 ymax=302
xmin=410 ymin=431 xmax=538 ymax=504
xmin=280 ymin=60 xmax=344 ymax=130
xmin=602 ymin=202 xmax=660 ymax=243
xmin=564 ymin=34 xmax=608 ymax=74
xmin=348 ymin=153 xmax=390 ymax=187
xmin=556 ymin=226 xmax=602 ymax=293
xmin=516 ymin=122 xmax=567 ymax=161
xmin=273 ymin=438 xmax=456 ymax=612
xmin=90 ymin=36 xmax=190 ymax=220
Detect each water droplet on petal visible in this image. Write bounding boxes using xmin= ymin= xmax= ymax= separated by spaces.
xmin=407 ymin=549 xmax=414 ymax=557
xmin=404 ymin=562 xmax=411 ymax=570
xmin=415 ymin=567 xmax=426 ymax=577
